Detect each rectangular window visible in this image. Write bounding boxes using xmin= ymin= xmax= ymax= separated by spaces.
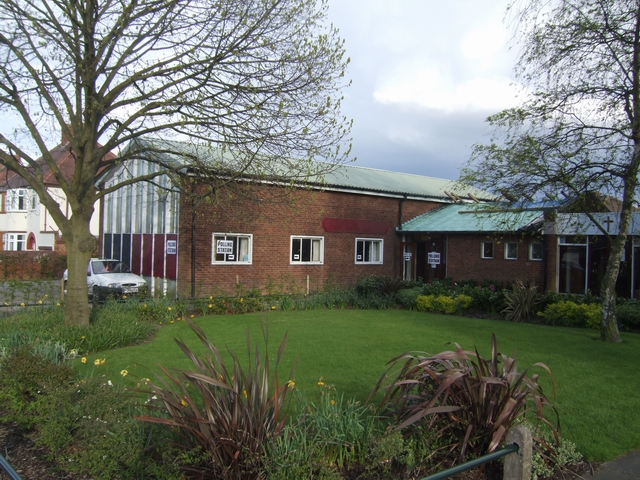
xmin=212 ymin=233 xmax=252 ymax=264
xmin=291 ymin=236 xmax=323 ymax=264
xmin=355 ymin=238 xmax=383 ymax=264
xmin=529 ymin=242 xmax=543 ymax=261
xmin=504 ymin=242 xmax=518 ymax=260
xmin=481 ymin=241 xmax=494 ymax=259
xmin=6 ymin=189 xmax=28 ymax=212
xmin=4 ymin=233 xmax=26 ymax=251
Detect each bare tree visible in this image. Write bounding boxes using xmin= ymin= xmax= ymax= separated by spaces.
xmin=0 ymin=0 xmax=352 ymax=326
xmin=461 ymin=0 xmax=640 ymax=342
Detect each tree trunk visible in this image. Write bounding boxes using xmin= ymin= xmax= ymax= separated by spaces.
xmin=63 ymin=220 xmax=97 ymax=326
xmin=600 ymin=250 xmax=622 ymax=343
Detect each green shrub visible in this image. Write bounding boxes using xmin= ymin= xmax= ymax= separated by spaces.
xmin=415 ymin=294 xmax=473 ymax=315
xmin=396 ymin=287 xmax=423 ymax=309
xmin=355 ymin=275 xmax=409 ymax=297
xmin=616 ymin=301 xmax=640 ymax=330
xmin=371 ymin=334 xmax=559 ymax=464
xmin=502 ymin=281 xmax=540 ymax=322
xmin=540 ymin=301 xmax=601 ymax=329
xmin=421 ymin=279 xmax=454 ymax=297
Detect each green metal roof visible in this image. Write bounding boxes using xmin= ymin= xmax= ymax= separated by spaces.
xmin=321 ymin=164 xmax=492 ymax=202
xmin=399 ymin=204 xmax=544 ymax=233
xmin=116 ymin=138 xmax=493 ymax=203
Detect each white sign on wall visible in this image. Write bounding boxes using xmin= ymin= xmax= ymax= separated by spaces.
xmin=166 ymin=240 xmax=177 ymax=255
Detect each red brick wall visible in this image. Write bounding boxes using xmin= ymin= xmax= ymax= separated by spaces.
xmin=177 ymin=185 xmax=443 ymax=296
xmin=0 ymin=251 xmax=67 ymax=280
xmin=446 ymin=234 xmax=545 ymax=286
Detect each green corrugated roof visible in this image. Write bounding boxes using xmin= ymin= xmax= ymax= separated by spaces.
xmin=117 ymin=138 xmax=493 ymax=203
xmin=321 ymin=164 xmax=492 ymax=201
xmin=399 ymin=204 xmax=544 ymax=233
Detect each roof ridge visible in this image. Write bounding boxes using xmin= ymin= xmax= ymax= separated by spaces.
xmin=341 ymin=162 xmax=456 ymax=182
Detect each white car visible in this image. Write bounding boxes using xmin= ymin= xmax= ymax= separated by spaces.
xmin=63 ymin=259 xmax=147 ymax=303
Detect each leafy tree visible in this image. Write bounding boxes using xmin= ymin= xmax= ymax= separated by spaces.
xmin=0 ymin=0 xmax=352 ymax=326
xmin=461 ymin=0 xmax=640 ymax=342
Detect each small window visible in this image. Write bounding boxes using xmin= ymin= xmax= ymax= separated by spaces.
xmin=504 ymin=242 xmax=518 ymax=260
xmin=212 ymin=233 xmax=252 ymax=264
xmin=6 ymin=189 xmax=28 ymax=212
xmin=291 ymin=236 xmax=323 ymax=264
xmin=355 ymin=238 xmax=383 ymax=264
xmin=529 ymin=242 xmax=543 ymax=261
xmin=481 ymin=241 xmax=494 ymax=259
xmin=4 ymin=233 xmax=26 ymax=251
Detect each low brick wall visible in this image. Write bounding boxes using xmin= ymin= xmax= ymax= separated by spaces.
xmin=0 ymin=251 xmax=67 ymax=280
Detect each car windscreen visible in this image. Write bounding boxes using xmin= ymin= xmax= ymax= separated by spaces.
xmin=91 ymin=261 xmax=132 ymax=274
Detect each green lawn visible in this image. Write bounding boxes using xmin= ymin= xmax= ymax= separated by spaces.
xmin=76 ymin=309 xmax=640 ymax=462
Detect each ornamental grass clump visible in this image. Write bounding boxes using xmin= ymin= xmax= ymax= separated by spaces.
xmin=137 ymin=319 xmax=296 ymax=480
xmin=502 ymin=280 xmax=540 ymax=322
xmin=370 ymin=334 xmax=559 ymax=465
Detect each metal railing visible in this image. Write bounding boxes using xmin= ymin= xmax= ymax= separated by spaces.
xmin=420 ymin=443 xmax=519 ymax=480
xmin=0 ymin=453 xmax=22 ymax=480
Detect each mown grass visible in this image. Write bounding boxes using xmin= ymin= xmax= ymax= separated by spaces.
xmin=75 ymin=309 xmax=640 ymax=463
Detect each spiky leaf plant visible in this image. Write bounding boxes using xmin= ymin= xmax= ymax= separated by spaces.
xmin=370 ymin=334 xmax=559 ymax=464
xmin=502 ymin=280 xmax=540 ymax=322
xmin=137 ymin=319 xmax=295 ymax=480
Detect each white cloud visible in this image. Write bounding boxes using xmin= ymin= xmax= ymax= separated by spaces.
xmin=373 ymin=69 xmax=521 ymax=112
xmin=459 ymin=21 xmax=509 ymax=61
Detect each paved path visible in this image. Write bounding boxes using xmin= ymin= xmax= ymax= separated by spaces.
xmin=586 ymin=451 xmax=640 ymax=480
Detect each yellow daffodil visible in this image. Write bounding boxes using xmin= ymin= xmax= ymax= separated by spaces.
xmin=94 ymin=359 xmax=101 ymax=366
xmin=20 ymin=303 xmax=25 ymax=307
xmin=317 ymin=381 xmax=325 ymax=387
xmin=99 ymin=358 xmax=106 ymax=366
xmin=120 ymin=369 xmax=128 ymax=377
xmin=243 ymin=389 xmax=248 ymax=398
xmin=167 ymin=306 xmax=172 ymax=311
xmin=81 ymin=357 xmax=87 ymax=364
xmin=37 ymin=300 xmax=42 ymax=305
xmin=331 ymin=399 xmax=336 ymax=405
xmin=286 ymin=380 xmax=295 ymax=389
xmin=181 ymin=398 xmax=188 ymax=407
xmin=271 ymin=306 xmax=276 ymax=310
xmin=208 ymin=304 xmax=212 ymax=308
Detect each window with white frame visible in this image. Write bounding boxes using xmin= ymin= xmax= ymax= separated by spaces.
xmin=504 ymin=242 xmax=518 ymax=260
xmin=481 ymin=241 xmax=494 ymax=259
xmin=529 ymin=242 xmax=543 ymax=261
xmin=6 ymin=189 xmax=28 ymax=212
xmin=355 ymin=238 xmax=383 ymax=264
xmin=4 ymin=233 xmax=26 ymax=251
xmin=212 ymin=233 xmax=252 ymax=263
xmin=291 ymin=236 xmax=323 ymax=264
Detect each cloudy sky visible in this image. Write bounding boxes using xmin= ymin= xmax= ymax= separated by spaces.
xmin=326 ymin=0 xmax=523 ymax=180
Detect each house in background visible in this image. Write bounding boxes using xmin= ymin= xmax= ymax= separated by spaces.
xmin=100 ymin=139 xmax=491 ymax=296
xmin=399 ymin=201 xmax=640 ymax=298
xmin=0 ymin=132 xmax=114 ymax=253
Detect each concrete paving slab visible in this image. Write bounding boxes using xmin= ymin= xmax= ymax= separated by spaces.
xmin=586 ymin=451 xmax=640 ymax=480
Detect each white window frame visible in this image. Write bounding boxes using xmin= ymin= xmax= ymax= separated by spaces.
xmin=529 ymin=242 xmax=543 ymax=261
xmin=6 ymin=189 xmax=28 ymax=212
xmin=212 ymin=233 xmax=253 ymax=264
xmin=504 ymin=242 xmax=518 ymax=260
xmin=4 ymin=233 xmax=26 ymax=251
xmin=481 ymin=241 xmax=494 ymax=259
xmin=290 ymin=235 xmax=324 ymax=264
xmin=355 ymin=238 xmax=383 ymax=264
